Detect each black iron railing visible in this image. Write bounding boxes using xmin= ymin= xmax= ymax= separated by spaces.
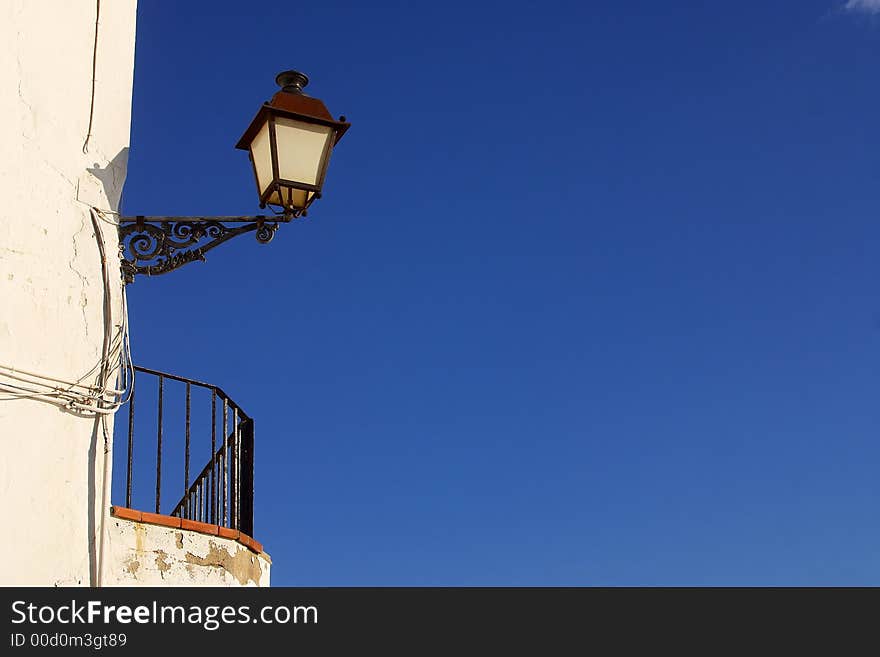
xmin=121 ymin=366 xmax=254 ymax=536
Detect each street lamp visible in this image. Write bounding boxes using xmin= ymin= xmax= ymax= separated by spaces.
xmin=236 ymin=70 xmax=349 ymax=217
xmin=119 ymin=70 xmax=349 ymax=283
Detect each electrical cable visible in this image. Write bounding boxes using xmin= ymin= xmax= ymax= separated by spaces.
xmin=82 ymin=0 xmax=100 ymax=154
xmin=0 ymin=207 xmax=134 ymax=415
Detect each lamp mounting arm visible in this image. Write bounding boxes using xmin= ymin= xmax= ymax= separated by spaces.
xmin=118 ymin=214 xmax=294 ymax=283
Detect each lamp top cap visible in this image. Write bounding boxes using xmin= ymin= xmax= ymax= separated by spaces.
xmin=275 ymin=70 xmax=309 ymax=95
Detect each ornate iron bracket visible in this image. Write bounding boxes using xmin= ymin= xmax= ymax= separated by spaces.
xmin=118 ymin=215 xmax=294 ymax=283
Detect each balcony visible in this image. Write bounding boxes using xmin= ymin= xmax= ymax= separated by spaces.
xmin=106 ymin=366 xmax=268 ymax=586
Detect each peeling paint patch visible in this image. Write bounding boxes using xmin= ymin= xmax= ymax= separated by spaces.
xmin=134 ymin=523 xmax=145 ymax=552
xmin=175 ymin=532 xmax=183 ymax=550
xmin=154 ymin=550 xmax=172 ymax=573
xmin=185 ymin=542 xmax=262 ymax=586
xmin=124 ymin=559 xmax=140 ymax=575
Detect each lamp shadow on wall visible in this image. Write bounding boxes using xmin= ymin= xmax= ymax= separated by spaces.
xmin=85 ymin=147 xmax=129 ymax=211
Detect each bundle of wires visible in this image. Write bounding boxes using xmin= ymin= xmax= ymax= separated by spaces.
xmin=0 ymin=207 xmax=134 ymax=416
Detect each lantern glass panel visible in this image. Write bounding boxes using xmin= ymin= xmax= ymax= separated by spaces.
xmin=264 ymin=188 xmax=315 ymax=209
xmin=250 ymin=120 xmax=274 ymax=196
xmin=274 ymin=117 xmax=334 ymax=187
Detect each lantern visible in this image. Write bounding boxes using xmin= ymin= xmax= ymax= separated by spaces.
xmin=236 ymin=70 xmax=350 ymax=217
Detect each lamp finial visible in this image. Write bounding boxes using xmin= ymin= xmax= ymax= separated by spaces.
xmin=275 ymin=70 xmax=309 ymax=95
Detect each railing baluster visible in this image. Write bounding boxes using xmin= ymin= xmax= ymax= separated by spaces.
xmin=126 ymin=372 xmax=135 ymax=508
xmin=211 ymin=390 xmax=217 ymax=525
xmin=185 ymin=382 xmax=191 ymax=511
xmin=231 ymin=407 xmax=238 ymax=530
xmin=222 ymin=398 xmax=228 ymax=527
xmin=240 ymin=418 xmax=254 ymax=537
xmin=155 ymin=375 xmax=163 ymax=514
xmin=238 ymin=414 xmax=243 ymax=530
xmin=236 ymin=413 xmax=242 ymax=529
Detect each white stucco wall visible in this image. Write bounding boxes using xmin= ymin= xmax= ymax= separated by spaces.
xmin=0 ymin=0 xmax=137 ymax=585
xmin=104 ymin=518 xmax=271 ymax=587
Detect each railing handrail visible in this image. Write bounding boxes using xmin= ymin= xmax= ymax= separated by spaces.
xmin=132 ymin=365 xmax=250 ymax=420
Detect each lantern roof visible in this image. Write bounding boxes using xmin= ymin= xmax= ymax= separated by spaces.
xmin=235 ymin=70 xmax=350 ymax=151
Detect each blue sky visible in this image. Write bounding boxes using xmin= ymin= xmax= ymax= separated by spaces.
xmin=115 ymin=1 xmax=880 ymax=585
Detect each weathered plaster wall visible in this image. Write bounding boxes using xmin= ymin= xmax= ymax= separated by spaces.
xmin=105 ymin=517 xmax=271 ymax=587
xmin=0 ymin=0 xmax=137 ymax=585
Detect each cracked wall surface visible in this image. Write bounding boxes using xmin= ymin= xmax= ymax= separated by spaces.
xmin=0 ymin=0 xmax=138 ymax=585
xmin=105 ymin=518 xmax=271 ymax=587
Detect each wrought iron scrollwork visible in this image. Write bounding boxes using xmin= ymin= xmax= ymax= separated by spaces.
xmin=119 ymin=216 xmax=285 ymax=283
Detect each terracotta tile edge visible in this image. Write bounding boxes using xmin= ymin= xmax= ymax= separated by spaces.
xmin=110 ymin=506 xmax=142 ymax=522
xmin=237 ymin=532 xmax=264 ymax=555
xmin=181 ymin=518 xmax=219 ymax=535
xmin=218 ymin=526 xmax=240 ymax=541
xmin=111 ymin=507 xmax=267 ymax=556
xmin=141 ymin=511 xmax=182 ymax=528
